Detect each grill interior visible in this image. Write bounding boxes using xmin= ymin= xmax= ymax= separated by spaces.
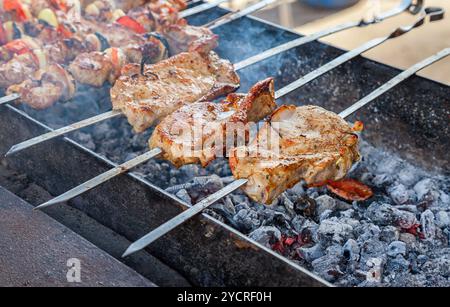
xmin=0 ymin=3 xmax=449 ymax=287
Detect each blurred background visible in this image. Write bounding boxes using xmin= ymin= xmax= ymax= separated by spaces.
xmin=221 ymin=0 xmax=450 ymax=85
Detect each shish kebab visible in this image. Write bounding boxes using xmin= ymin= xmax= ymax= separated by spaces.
xmin=0 ymin=0 xmax=234 ymax=106
xmin=122 ymin=47 xmax=450 ymax=258
xmin=3 ymin=0 xmax=424 ymax=153
xmin=0 ymin=0 xmax=419 ymax=106
xmin=0 ymin=0 xmax=272 ymax=108
xmin=31 ymin=7 xmax=444 ymax=210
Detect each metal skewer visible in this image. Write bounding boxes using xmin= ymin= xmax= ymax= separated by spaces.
xmin=122 ymin=47 xmax=450 ymax=257
xmin=4 ymin=0 xmax=282 ymax=157
xmin=6 ymin=110 xmax=122 ymax=156
xmin=0 ymin=93 xmax=20 ymax=106
xmin=34 ymin=147 xmax=162 ymax=210
xmin=30 ymin=6 xmax=443 ymax=209
xmin=180 ymin=0 xmax=229 ymax=18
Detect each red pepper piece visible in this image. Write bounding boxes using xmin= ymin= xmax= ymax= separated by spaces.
xmin=326 ymin=178 xmax=373 ymax=201
xmin=116 ymin=16 xmax=146 ymax=34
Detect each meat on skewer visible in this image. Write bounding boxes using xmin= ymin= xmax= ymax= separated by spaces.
xmin=229 ymin=105 xmax=361 ymax=204
xmin=150 ymin=78 xmax=276 ymax=167
xmin=1 ymin=0 xmax=210 ymax=107
xmin=111 ymin=50 xmax=240 ymax=133
xmin=7 ymin=63 xmax=75 ymax=108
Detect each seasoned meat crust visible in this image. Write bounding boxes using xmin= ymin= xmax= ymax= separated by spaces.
xmin=150 ymin=78 xmax=276 ymax=167
xmin=111 ymin=51 xmax=240 ymax=133
xmin=229 ymin=105 xmax=361 ymax=204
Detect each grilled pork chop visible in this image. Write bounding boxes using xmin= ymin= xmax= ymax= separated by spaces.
xmin=150 ymin=78 xmax=276 ymax=167
xmin=229 ymin=105 xmax=361 ymax=204
xmin=111 ymin=51 xmax=240 ymax=132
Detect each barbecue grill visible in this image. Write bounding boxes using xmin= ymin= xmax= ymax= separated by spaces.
xmin=1 ymin=0 xmax=449 ymax=287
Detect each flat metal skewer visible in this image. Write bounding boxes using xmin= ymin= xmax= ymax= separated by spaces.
xmin=0 ymin=93 xmax=20 ymax=106
xmin=122 ymin=47 xmax=450 ymax=257
xmin=122 ymin=179 xmax=248 ymax=257
xmin=34 ymin=148 xmax=162 ymax=210
xmin=180 ymin=0 xmax=228 ymax=18
xmin=6 ymin=110 xmax=122 ymax=156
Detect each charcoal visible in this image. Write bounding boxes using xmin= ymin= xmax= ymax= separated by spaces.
xmin=354 ymin=222 xmax=381 ymax=241
xmin=414 ymin=178 xmax=441 ymax=207
xmin=364 ymin=202 xmax=396 ymax=226
xmin=397 ymin=165 xmax=420 ymax=187
xmin=386 ymin=241 xmax=407 ymax=257
xmin=394 ymin=209 xmax=418 ymax=230
xmin=319 ymin=209 xmax=332 ymax=222
xmin=232 ymin=209 xmax=260 ymax=232
xmin=339 ymin=209 xmax=355 ymax=219
xmin=318 ymin=217 xmax=353 ymax=245
xmin=342 ymin=239 xmax=360 ymax=262
xmin=435 ymin=211 xmax=450 ymax=229
xmin=311 ymin=254 xmax=343 ymax=282
xmin=394 ymin=205 xmax=419 ymax=214
xmin=364 ymin=257 xmax=384 ymax=283
xmin=211 ymin=196 xmax=235 ymax=216
xmin=417 ymin=254 xmax=429 ymax=265
xmin=420 ymin=210 xmax=436 ymax=240
xmin=421 ymin=255 xmax=450 ymax=278
xmin=234 ymin=202 xmax=250 ymax=213
xmin=248 ymin=226 xmax=281 ymax=248
xmin=288 ymin=182 xmax=305 ymax=196
xmin=293 ymin=196 xmax=316 ymax=217
xmin=175 ymin=189 xmax=191 ymax=205
xmin=386 ymin=255 xmax=410 ymax=273
xmin=297 ymin=244 xmax=324 ymax=262
xmin=290 ymin=215 xmax=306 ymax=233
xmin=379 ymin=226 xmax=400 ymax=243
xmin=315 ymin=195 xmax=337 ymax=216
xmin=387 ymin=183 xmax=416 ymax=205
xmin=399 ymin=233 xmax=417 ymax=247
xmin=371 ymin=173 xmax=394 ymax=188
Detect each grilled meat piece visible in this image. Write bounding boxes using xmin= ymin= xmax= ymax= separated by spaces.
xmin=150 ymin=78 xmax=276 ymax=167
xmin=0 ymin=53 xmax=38 ymax=88
xmin=111 ymin=51 xmax=240 ymax=133
xmin=163 ymin=19 xmax=218 ymax=55
xmin=229 ymin=105 xmax=361 ymax=204
xmin=7 ymin=63 xmax=76 ymax=109
xmin=68 ymin=47 xmax=127 ymax=86
xmin=68 ymin=51 xmax=112 ymax=87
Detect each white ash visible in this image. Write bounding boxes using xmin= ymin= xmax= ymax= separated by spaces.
xmin=60 ymin=98 xmax=450 ymax=287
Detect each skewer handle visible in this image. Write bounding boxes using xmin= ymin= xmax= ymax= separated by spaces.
xmin=0 ymin=94 xmax=20 ymax=106
xmin=34 ymin=148 xmax=162 ymax=210
xmin=180 ymin=0 xmax=228 ymax=18
xmin=122 ymin=179 xmax=248 ymax=257
xmin=6 ymin=110 xmax=122 ymax=156
xmin=339 ymin=48 xmax=450 ymax=119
